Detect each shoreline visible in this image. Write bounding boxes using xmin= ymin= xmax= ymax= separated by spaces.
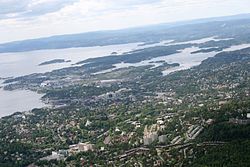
xmin=0 ymin=88 xmax=48 ymax=118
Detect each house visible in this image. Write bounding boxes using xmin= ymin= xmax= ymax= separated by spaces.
xmin=78 ymin=143 xmax=94 ymax=152
xmin=85 ymin=120 xmax=92 ymax=127
xmin=104 ymin=136 xmax=112 ymax=145
xmin=206 ymin=119 xmax=214 ymax=125
xmin=69 ymin=143 xmax=94 ymax=154
xmin=247 ymin=113 xmax=250 ymax=119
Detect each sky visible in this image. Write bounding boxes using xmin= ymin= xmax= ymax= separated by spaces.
xmin=0 ymin=0 xmax=250 ymax=43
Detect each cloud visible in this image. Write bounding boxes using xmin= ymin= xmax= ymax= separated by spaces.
xmin=0 ymin=0 xmax=78 ymax=19
xmin=0 ymin=0 xmax=160 ymax=19
xmin=1 ymin=0 xmax=250 ymax=43
xmin=0 ymin=0 xmax=29 ymax=15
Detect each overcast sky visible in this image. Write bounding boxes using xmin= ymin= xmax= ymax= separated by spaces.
xmin=0 ymin=0 xmax=250 ymax=43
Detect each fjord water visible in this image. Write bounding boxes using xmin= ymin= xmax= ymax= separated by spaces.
xmin=99 ymin=42 xmax=250 ymax=76
xmin=0 ymin=43 xmax=140 ymax=117
xmin=0 ymin=43 xmax=140 ymax=78
xmin=0 ymin=88 xmax=47 ymax=118
xmin=0 ymin=79 xmax=46 ymax=118
xmin=0 ymin=39 xmax=250 ymax=118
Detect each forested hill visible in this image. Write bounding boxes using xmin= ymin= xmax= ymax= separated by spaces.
xmin=1 ymin=14 xmax=250 ymax=53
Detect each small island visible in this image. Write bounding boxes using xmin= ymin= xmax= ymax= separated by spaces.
xmin=38 ymin=59 xmax=71 ymax=66
xmin=149 ymin=60 xmax=166 ymax=64
xmin=111 ymin=52 xmax=118 ymax=55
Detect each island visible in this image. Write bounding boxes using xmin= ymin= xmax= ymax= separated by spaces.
xmin=38 ymin=59 xmax=71 ymax=66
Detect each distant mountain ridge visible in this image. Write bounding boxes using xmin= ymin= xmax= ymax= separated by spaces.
xmin=1 ymin=13 xmax=250 ymax=53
